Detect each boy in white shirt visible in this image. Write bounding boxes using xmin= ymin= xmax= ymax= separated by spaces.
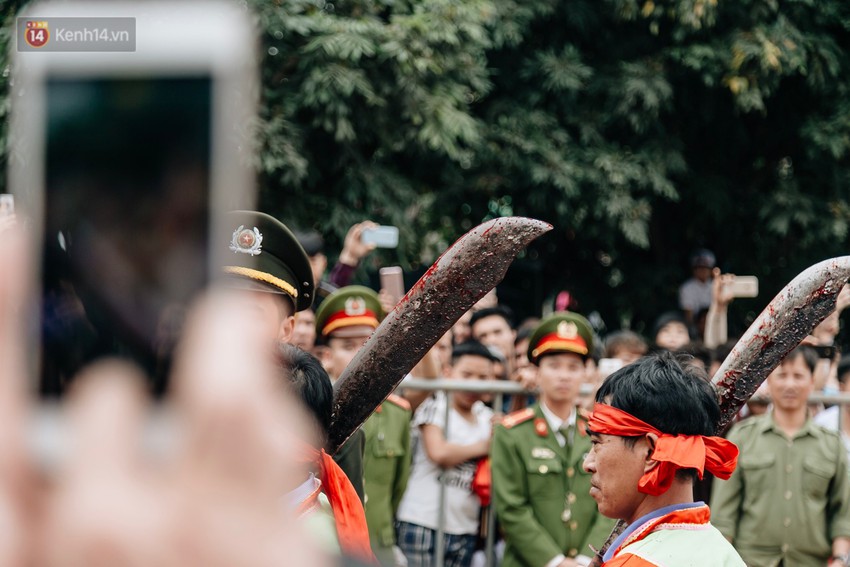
xmin=396 ymin=340 xmax=498 ymax=567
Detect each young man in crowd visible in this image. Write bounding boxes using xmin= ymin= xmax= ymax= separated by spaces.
xmin=471 ymin=306 xmax=517 ymax=377
xmin=711 ymin=346 xmax=850 ymax=567
xmin=583 ymin=352 xmax=743 ymax=566
xmin=678 ymin=248 xmax=715 ymax=328
xmin=492 ymin=312 xmax=615 ymax=567
xmin=396 ymin=340 xmax=497 ymax=567
xmin=602 ymin=331 xmax=648 ymax=366
xmin=651 ymin=311 xmax=691 ymax=352
xmin=314 ymin=285 xmax=412 ymax=565
xmin=277 ymin=343 xmax=373 ymax=563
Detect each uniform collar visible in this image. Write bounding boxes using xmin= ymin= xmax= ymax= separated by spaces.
xmin=539 ymin=401 xmax=576 ymax=432
xmin=759 ymin=410 xmax=821 ymax=440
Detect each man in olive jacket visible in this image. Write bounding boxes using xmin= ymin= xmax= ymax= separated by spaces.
xmin=492 ymin=312 xmax=615 ymax=567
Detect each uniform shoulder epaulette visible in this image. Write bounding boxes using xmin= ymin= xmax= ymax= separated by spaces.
xmin=385 ymin=393 xmax=411 ymax=411
xmin=501 ymin=407 xmax=535 ymax=429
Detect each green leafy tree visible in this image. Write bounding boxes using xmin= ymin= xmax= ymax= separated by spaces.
xmin=2 ymin=0 xmax=850 ymax=342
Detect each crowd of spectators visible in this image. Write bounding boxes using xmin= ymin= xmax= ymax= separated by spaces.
xmin=289 ymin=232 xmax=850 ymax=567
xmin=0 ymin=206 xmax=849 ymax=567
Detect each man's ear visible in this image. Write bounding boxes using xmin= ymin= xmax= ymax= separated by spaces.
xmin=277 ymin=314 xmax=295 ymax=343
xmin=643 ymin=432 xmax=660 ymax=472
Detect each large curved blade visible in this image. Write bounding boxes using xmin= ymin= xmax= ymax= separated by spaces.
xmin=591 ymin=256 xmax=850 ymax=566
xmin=328 ymin=217 xmax=552 ymax=454
xmin=711 ymin=256 xmax=850 ymax=430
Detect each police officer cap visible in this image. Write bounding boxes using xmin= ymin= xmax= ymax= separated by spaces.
xmin=315 ymin=285 xmax=385 ymax=339
xmin=220 ymin=210 xmax=314 ymax=312
xmin=527 ymin=311 xmax=594 ymax=365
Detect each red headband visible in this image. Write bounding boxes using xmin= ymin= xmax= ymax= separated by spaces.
xmin=588 ymin=403 xmax=738 ymax=496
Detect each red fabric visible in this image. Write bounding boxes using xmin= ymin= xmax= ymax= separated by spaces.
xmin=321 ymin=309 xmax=379 ymax=335
xmin=603 ymin=554 xmax=659 ymax=566
xmin=300 ymin=446 xmax=375 ymax=564
xmin=588 ymin=403 xmax=738 ymax=496
xmin=533 ymin=332 xmax=588 ymax=357
xmin=472 ymin=457 xmax=491 ymax=506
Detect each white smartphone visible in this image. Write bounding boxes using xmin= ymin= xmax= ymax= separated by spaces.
xmin=727 ymin=276 xmax=758 ymax=299
xmin=362 ymin=225 xmax=399 ymax=248
xmin=9 ymin=1 xmax=258 ymax=396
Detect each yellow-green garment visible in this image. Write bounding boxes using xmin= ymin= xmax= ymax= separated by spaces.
xmin=363 ymin=395 xmax=412 ymax=567
xmin=711 ymin=412 xmax=850 ymax=567
xmin=491 ymin=405 xmax=615 ymax=567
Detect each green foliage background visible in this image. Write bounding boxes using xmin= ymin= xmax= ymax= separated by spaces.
xmin=2 ymin=0 xmax=850 ymax=340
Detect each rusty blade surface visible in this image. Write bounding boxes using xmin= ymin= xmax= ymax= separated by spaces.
xmin=711 ymin=256 xmax=850 ymax=431
xmin=589 ymin=256 xmax=850 ymax=567
xmin=328 ymin=217 xmax=552 ymax=454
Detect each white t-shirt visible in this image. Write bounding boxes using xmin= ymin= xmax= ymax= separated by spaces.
xmin=679 ymin=277 xmax=713 ymax=313
xmin=396 ymin=391 xmax=493 ymax=535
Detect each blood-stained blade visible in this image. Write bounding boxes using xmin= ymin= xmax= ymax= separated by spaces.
xmin=711 ymin=256 xmax=850 ymax=431
xmin=328 ymin=217 xmax=552 ymax=454
xmin=589 ymin=256 xmax=850 ymax=567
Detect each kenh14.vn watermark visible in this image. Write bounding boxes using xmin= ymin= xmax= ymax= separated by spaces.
xmin=18 ymin=17 xmax=135 ymax=52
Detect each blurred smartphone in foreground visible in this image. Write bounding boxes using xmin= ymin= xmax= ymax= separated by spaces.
xmin=727 ymin=276 xmax=758 ymax=299
xmin=380 ymin=266 xmax=406 ymax=307
xmin=362 ymin=225 xmax=399 ymax=248
xmin=9 ymin=1 xmax=258 ymax=396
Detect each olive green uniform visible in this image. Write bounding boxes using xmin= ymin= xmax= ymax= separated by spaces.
xmin=334 ymin=429 xmax=366 ymax=503
xmin=492 ymin=405 xmax=615 ymax=567
xmin=363 ymin=394 xmax=412 ymax=566
xmin=711 ymin=412 xmax=850 ymax=567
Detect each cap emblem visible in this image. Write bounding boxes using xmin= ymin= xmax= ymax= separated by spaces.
xmin=557 ymin=321 xmax=578 ymax=339
xmin=230 ymin=225 xmax=263 ymax=256
xmin=345 ymin=297 xmax=367 ymax=316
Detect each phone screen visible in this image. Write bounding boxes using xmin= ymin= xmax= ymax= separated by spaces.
xmin=40 ymin=76 xmax=212 ymax=396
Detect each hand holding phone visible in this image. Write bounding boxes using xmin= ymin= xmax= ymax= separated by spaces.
xmin=361 ymin=226 xmax=399 ymax=249
xmin=727 ymin=276 xmax=758 ymax=298
xmin=380 ymin=266 xmax=405 ymax=307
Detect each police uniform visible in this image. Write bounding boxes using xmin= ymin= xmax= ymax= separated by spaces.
xmin=491 ymin=312 xmax=615 ymax=567
xmin=363 ymin=393 xmax=412 ymax=566
xmin=315 ymin=286 xmax=410 ymax=519
xmin=223 ymin=213 xmax=377 ymax=562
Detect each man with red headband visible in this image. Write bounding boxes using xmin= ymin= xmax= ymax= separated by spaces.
xmin=582 ymin=351 xmax=744 ymax=566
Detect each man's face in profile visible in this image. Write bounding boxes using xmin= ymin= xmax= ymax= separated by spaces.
xmin=226 ymin=288 xmax=294 ymax=343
